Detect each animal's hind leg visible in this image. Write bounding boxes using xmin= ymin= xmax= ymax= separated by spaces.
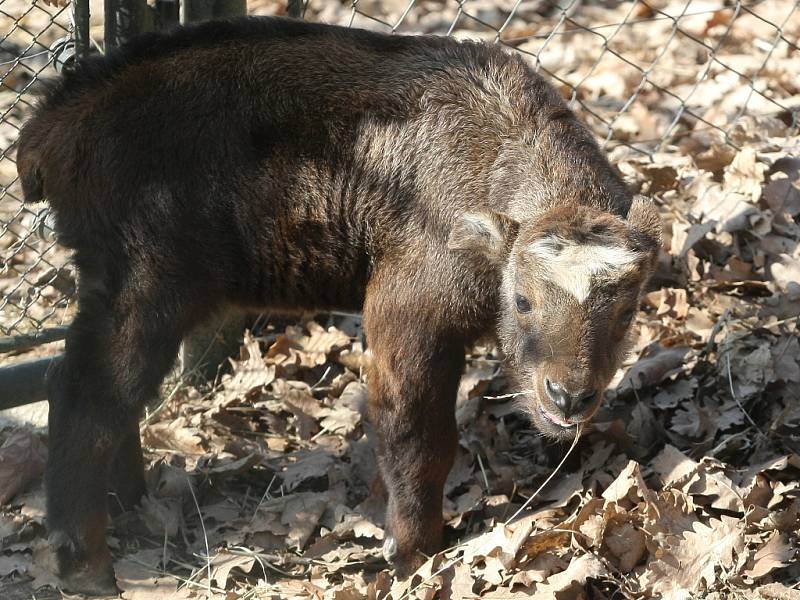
xmin=46 ymin=281 xmax=200 ymax=595
xmin=108 ymin=420 xmax=146 ymax=514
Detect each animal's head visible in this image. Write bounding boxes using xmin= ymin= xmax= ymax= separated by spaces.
xmin=448 ymin=197 xmax=661 ymax=440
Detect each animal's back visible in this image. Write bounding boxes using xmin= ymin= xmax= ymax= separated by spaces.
xmin=16 ymin=16 xmax=629 ymax=311
xmin=17 ymin=16 xmax=536 ymax=231
xmin=17 ymin=17 xmax=551 ymax=310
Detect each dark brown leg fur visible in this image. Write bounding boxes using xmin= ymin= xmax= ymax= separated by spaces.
xmin=109 ymin=421 xmax=147 ymax=515
xmin=364 ymin=286 xmax=463 ymax=577
xmin=46 ymin=370 xmax=119 ymax=596
xmin=46 ymin=276 xmax=202 ymax=595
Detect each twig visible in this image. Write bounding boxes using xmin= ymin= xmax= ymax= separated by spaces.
xmin=760 ymin=315 xmax=800 ymax=330
xmin=143 ymin=316 xmax=234 ymax=427
xmin=310 ymin=366 xmax=332 ymax=390
xmin=725 ymin=353 xmax=768 ymax=441
xmin=227 ymin=546 xmax=297 ymax=578
xmin=476 ymin=452 xmax=491 ymax=495
xmin=162 ymin=527 xmax=168 ymax=581
xmin=484 ymin=389 xmax=534 ymax=400
xmin=505 ymin=423 xmax=583 ymax=524
xmin=773 ymin=332 xmax=796 ymax=364
xmin=502 ymin=482 xmax=519 ymax=521
xmin=142 ymin=375 xmax=188 ymax=427
xmin=250 ymin=474 xmax=277 ymax=524
xmin=187 ymin=477 xmax=213 ymax=600
xmin=122 ymin=555 xmax=228 ymax=594
xmin=707 ymin=427 xmax=752 ymax=457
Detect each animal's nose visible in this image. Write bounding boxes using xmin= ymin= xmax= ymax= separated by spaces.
xmin=544 ymin=378 xmax=597 ymax=418
xmin=544 ymin=378 xmax=570 ymax=415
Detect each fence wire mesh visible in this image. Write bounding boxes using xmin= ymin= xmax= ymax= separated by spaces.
xmin=1 ymin=0 xmax=75 ymax=342
xmin=296 ymin=0 xmax=799 ymax=154
xmin=0 ymin=0 xmax=798 ymax=347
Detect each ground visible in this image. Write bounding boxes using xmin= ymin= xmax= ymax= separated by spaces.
xmin=1 ymin=0 xmax=799 ymax=598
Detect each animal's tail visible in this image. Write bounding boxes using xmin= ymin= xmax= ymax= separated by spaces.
xmin=16 ymin=121 xmax=45 ymax=204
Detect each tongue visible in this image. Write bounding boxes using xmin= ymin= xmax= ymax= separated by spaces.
xmin=543 ymin=409 xmax=574 ymax=427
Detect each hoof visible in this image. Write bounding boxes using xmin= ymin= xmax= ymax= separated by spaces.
xmin=392 ymin=551 xmax=427 ymax=580
xmin=383 ymin=535 xmax=427 ymax=579
xmin=382 ymin=536 xmax=398 ymax=562
xmin=50 ymin=533 xmax=119 ymax=596
xmin=60 ymin=565 xmax=120 ymax=597
xmin=383 ymin=536 xmax=428 ymax=579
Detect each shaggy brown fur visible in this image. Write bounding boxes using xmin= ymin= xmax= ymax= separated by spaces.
xmin=17 ymin=16 xmax=661 ymax=594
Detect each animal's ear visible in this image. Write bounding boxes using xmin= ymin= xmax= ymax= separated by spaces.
xmin=626 ymin=195 xmax=662 ymax=261
xmin=448 ymin=211 xmax=520 ymax=264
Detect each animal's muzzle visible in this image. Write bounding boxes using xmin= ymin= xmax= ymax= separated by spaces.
xmin=544 ymin=377 xmax=598 ymax=420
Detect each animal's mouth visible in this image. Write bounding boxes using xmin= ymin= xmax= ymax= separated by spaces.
xmin=539 ymin=406 xmax=577 ymax=428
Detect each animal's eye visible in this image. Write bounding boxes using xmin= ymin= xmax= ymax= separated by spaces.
xmin=515 ymin=294 xmax=532 ymax=314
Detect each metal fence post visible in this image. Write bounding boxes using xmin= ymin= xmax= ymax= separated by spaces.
xmin=0 ymin=357 xmax=58 ymax=411
xmin=73 ymin=0 xmax=91 ymax=59
xmin=175 ymin=0 xmax=248 ymax=381
xmin=287 ymin=0 xmax=303 ymax=18
xmin=182 ymin=0 xmax=246 ymax=23
xmin=154 ymin=0 xmax=180 ymax=32
xmin=104 ymin=0 xmax=149 ymax=48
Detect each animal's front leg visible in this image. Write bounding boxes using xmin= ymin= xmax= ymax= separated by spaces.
xmin=364 ymin=300 xmax=464 ymax=577
xmin=373 ymin=402 xmax=458 ymax=577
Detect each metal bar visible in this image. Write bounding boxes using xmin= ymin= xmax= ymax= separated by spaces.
xmin=215 ymin=0 xmax=247 ymax=19
xmin=0 ymin=326 xmax=69 ymax=354
xmin=73 ymin=0 xmax=91 ymax=59
xmin=181 ymin=0 xmax=214 ymax=24
xmin=155 ymin=0 xmax=180 ymax=32
xmin=182 ymin=0 xmax=246 ymax=24
xmin=287 ymin=0 xmax=303 ymax=19
xmin=179 ymin=312 xmax=244 ymax=381
xmin=175 ymin=0 xmax=249 ymax=381
xmin=0 ymin=355 xmax=60 ymax=410
xmin=104 ymin=0 xmax=148 ymax=48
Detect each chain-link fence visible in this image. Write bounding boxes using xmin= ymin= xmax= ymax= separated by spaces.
xmin=1 ymin=0 xmax=798 ymax=393
xmin=316 ymin=0 xmax=799 ymax=153
xmin=1 ymin=0 xmax=75 ymax=345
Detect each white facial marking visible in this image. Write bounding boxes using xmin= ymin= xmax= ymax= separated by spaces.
xmin=528 ymin=236 xmax=638 ymax=302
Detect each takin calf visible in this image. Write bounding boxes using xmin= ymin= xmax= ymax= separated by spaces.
xmin=17 ymin=16 xmax=661 ymax=595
